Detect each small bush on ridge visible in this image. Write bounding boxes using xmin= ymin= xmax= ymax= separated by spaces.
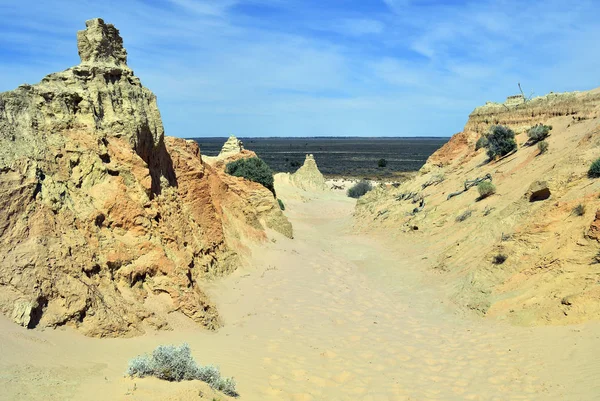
xmin=277 ymin=199 xmax=285 ymax=211
xmin=527 ymin=124 xmax=552 ymax=143
xmin=226 ymin=157 xmax=275 ymax=196
xmin=588 ymin=158 xmax=600 ymax=178
xmin=486 ymin=125 xmax=517 ymax=159
xmin=127 ymin=343 xmax=237 ymax=397
xmin=378 ymin=158 xmax=388 ymax=168
xmin=537 ymin=140 xmax=549 ymax=154
xmin=347 ymin=180 xmax=373 ymax=199
xmin=477 ymin=181 xmax=496 ymax=199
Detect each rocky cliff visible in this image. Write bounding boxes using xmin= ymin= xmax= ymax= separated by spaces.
xmin=0 ymin=18 xmax=291 ymax=337
xmin=355 ymin=87 xmax=600 ymax=326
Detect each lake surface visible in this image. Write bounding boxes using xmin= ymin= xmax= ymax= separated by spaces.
xmin=190 ymin=137 xmax=449 ymax=177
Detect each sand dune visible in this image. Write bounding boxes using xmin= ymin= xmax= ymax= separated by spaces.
xmin=2 ymin=188 xmax=599 ymax=400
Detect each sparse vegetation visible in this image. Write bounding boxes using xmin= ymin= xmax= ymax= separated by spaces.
xmin=483 ymin=206 xmax=494 ymax=216
xmin=527 ymin=124 xmax=552 ymax=143
xmin=378 ymin=158 xmax=388 ymax=168
xmin=492 ymin=254 xmax=507 ymax=264
xmin=127 ymin=343 xmax=237 ymax=397
xmin=456 ymin=209 xmax=472 ymax=222
xmin=588 ymin=158 xmax=600 ymax=178
xmin=347 ymin=180 xmax=373 ymax=199
xmin=475 ymin=136 xmax=488 ymax=150
xmin=477 ymin=181 xmax=496 ymax=199
xmin=485 ymin=125 xmax=517 ymax=159
xmin=537 ymin=140 xmax=549 ymax=154
xmin=572 ymin=204 xmax=585 ymax=216
xmin=421 ymin=173 xmax=445 ymax=189
xmin=226 ymin=157 xmax=275 ymax=196
xmin=277 ymin=199 xmax=285 ymax=211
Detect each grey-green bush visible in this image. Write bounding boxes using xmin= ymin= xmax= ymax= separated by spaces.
xmin=475 ymin=136 xmax=488 ymax=150
xmin=456 ymin=209 xmax=472 ymax=222
xmin=226 ymin=157 xmax=275 ymax=196
xmin=127 ymin=343 xmax=237 ymax=397
xmin=486 ymin=125 xmax=516 ymax=159
xmin=527 ymin=124 xmax=552 ymax=143
xmin=347 ymin=180 xmax=373 ymax=198
xmin=588 ymin=158 xmax=600 ymax=178
xmin=477 ymin=181 xmax=496 ymax=199
xmin=277 ymin=199 xmax=285 ymax=211
xmin=537 ymin=140 xmax=549 ymax=154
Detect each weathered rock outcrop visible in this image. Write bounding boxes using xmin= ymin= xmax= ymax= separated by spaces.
xmin=0 ymin=19 xmax=291 ymax=336
xmin=527 ymin=181 xmax=551 ymax=202
xmin=218 ymin=135 xmax=244 ymax=158
xmin=423 ymin=89 xmax=600 ymax=169
xmin=355 ymin=86 xmax=600 ymax=326
xmin=289 ymin=154 xmax=327 ymax=191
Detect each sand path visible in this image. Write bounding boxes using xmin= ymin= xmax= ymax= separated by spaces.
xmin=1 ymin=191 xmax=599 ymax=400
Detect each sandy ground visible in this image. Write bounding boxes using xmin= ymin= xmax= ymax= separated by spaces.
xmin=2 ymin=188 xmax=600 ymax=400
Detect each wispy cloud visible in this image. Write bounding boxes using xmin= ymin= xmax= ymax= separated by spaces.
xmin=0 ymin=0 xmax=599 ymax=137
xmin=330 ymin=18 xmax=385 ymax=36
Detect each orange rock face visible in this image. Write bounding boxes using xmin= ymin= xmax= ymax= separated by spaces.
xmin=0 ymin=19 xmax=291 ymax=337
xmin=586 ymin=210 xmax=600 ymax=241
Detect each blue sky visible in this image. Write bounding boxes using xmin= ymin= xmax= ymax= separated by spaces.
xmin=0 ymin=0 xmax=598 ymax=138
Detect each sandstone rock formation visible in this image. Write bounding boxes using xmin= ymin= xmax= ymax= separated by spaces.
xmin=0 ymin=19 xmax=291 ymax=336
xmin=289 ymin=154 xmax=327 ymax=191
xmin=423 ymin=89 xmax=600 ymax=170
xmin=586 ymin=210 xmax=600 ymax=241
xmin=218 ymin=135 xmax=244 ymax=158
xmin=354 ymin=86 xmax=600 ymax=325
xmin=527 ymin=181 xmax=551 ymax=202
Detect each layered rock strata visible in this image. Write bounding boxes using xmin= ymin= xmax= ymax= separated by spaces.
xmin=0 ymin=18 xmax=291 ymax=336
xmin=354 ymin=87 xmax=600 ymax=325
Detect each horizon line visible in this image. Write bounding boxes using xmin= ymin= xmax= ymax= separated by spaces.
xmin=185 ymin=136 xmax=452 ymax=140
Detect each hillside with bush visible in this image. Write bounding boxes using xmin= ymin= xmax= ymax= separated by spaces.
xmin=354 ymin=88 xmax=600 ymax=325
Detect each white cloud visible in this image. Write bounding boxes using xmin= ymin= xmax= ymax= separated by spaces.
xmin=0 ymin=0 xmax=599 ymax=137
xmin=167 ymin=0 xmax=238 ymax=17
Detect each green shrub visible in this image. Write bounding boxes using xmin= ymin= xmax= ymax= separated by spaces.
xmin=486 ymin=125 xmax=517 ymax=159
xmin=527 ymin=124 xmax=552 ymax=142
xmin=537 ymin=140 xmax=549 ymax=154
xmin=477 ymin=181 xmax=496 ymax=199
xmin=475 ymin=136 xmax=488 ymax=150
xmin=277 ymin=199 xmax=285 ymax=211
xmin=347 ymin=180 xmax=373 ymax=198
xmin=378 ymin=158 xmax=388 ymax=168
xmin=588 ymin=158 xmax=600 ymax=178
xmin=226 ymin=157 xmax=275 ymax=196
xmin=126 ymin=343 xmax=237 ymax=396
